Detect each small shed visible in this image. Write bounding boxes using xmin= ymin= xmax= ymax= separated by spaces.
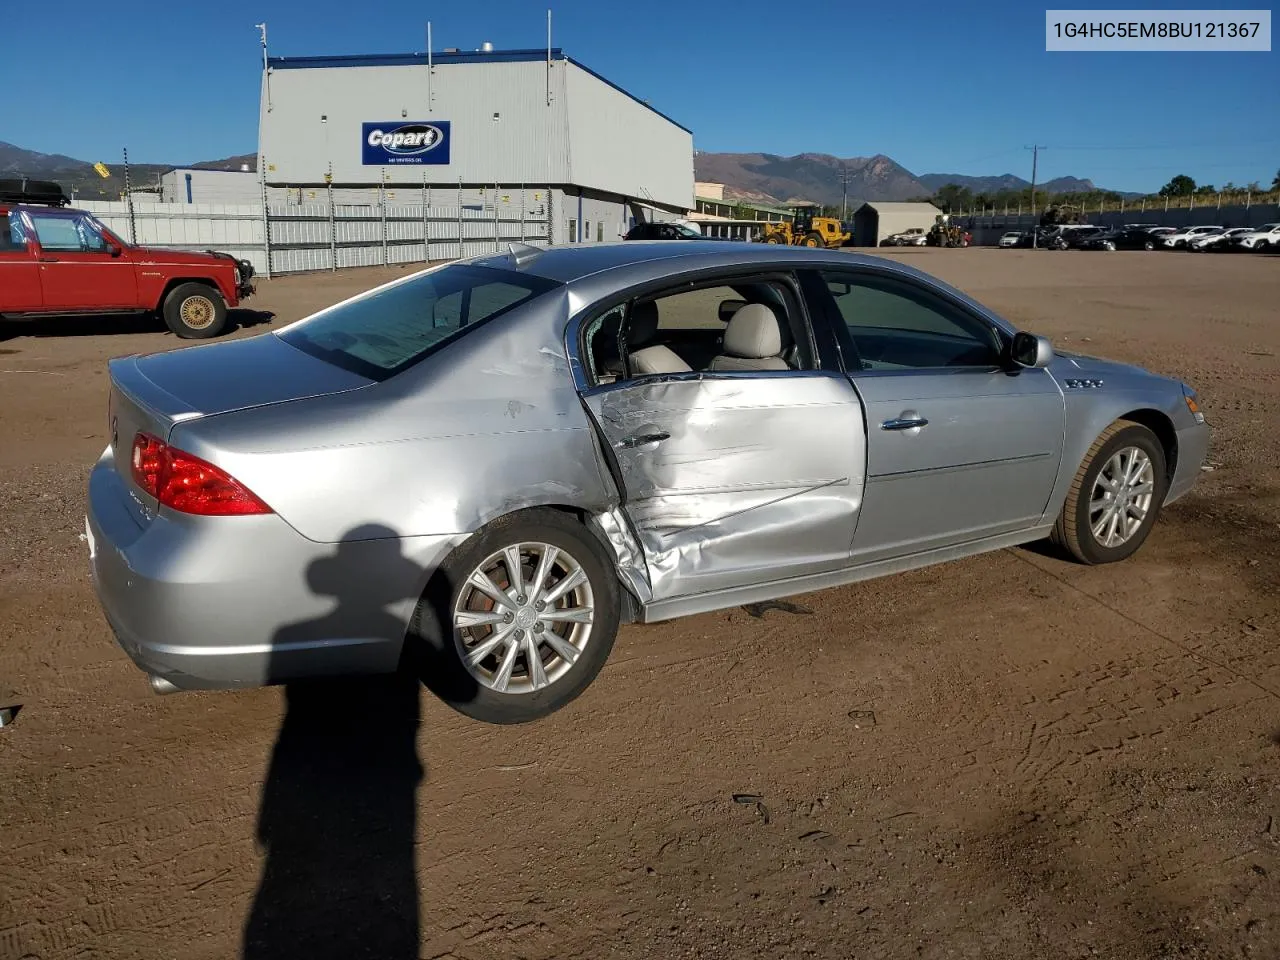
xmin=852 ymin=201 xmax=942 ymax=246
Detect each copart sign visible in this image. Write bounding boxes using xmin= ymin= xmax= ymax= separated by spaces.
xmin=361 ymin=121 xmax=451 ymax=165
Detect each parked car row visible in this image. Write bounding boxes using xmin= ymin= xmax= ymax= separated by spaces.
xmin=998 ymin=221 xmax=1280 ymax=253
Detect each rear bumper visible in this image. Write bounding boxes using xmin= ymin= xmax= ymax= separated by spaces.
xmin=1166 ymin=420 xmax=1210 ymax=506
xmin=85 ymin=445 xmax=460 ymax=691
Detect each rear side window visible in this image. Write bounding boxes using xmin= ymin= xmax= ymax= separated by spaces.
xmin=278 ymin=264 xmax=561 ymax=381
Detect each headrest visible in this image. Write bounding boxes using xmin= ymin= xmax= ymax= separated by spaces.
xmin=628 ymin=301 xmax=659 ymax=347
xmin=723 ymin=303 xmax=790 ymax=359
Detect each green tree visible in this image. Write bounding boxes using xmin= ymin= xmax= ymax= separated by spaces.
xmin=1158 ymin=174 xmax=1196 ymax=198
xmin=933 ymin=183 xmax=973 ymax=212
xmin=1194 ymin=183 xmax=1217 ymax=196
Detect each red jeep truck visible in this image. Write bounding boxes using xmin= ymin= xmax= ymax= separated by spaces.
xmin=0 ymin=180 xmax=255 ymax=339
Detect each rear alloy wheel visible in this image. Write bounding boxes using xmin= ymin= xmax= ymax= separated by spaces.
xmin=1103 ymin=241 xmax=1116 ymax=251
xmin=162 ymin=283 xmax=228 ymax=339
xmin=410 ymin=508 xmax=620 ymax=724
xmin=1144 ymin=240 xmax=1155 ymax=250
xmin=1050 ymin=420 xmax=1168 ymax=565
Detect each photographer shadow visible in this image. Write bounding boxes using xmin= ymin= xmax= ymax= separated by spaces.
xmin=243 ymin=525 xmax=473 ymax=960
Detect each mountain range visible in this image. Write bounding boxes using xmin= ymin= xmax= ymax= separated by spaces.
xmin=3 ymin=140 xmax=1126 ymax=206
xmin=694 ymin=152 xmax=1125 ymax=206
xmin=0 ymin=142 xmax=256 ymax=199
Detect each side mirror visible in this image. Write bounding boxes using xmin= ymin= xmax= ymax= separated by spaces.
xmin=1011 ymin=331 xmax=1054 ymax=369
xmin=718 ymin=299 xmax=747 ymax=323
xmin=107 ymin=242 xmax=122 ymax=258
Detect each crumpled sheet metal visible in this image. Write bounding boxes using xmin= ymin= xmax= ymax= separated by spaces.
xmin=584 ymin=374 xmax=866 ymax=601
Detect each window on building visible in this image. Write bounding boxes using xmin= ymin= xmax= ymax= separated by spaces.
xmin=584 ymin=221 xmax=591 ymax=242
xmin=597 ymin=221 xmax=604 ymax=242
xmin=567 ymin=219 xmax=577 ymax=243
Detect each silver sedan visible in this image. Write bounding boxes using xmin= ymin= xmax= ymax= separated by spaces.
xmin=86 ymin=242 xmax=1210 ymax=723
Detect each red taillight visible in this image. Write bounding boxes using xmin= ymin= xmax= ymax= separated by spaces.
xmin=129 ymin=432 xmax=272 ymax=516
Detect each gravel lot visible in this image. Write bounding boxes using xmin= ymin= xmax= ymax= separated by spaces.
xmin=2 ymin=248 xmax=1278 ymax=960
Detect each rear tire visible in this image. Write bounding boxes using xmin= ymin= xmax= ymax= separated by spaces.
xmin=162 ymin=283 xmax=228 ymax=339
xmin=1144 ymin=240 xmax=1155 ymax=250
xmin=408 ymin=508 xmax=620 ymax=724
xmin=805 ymin=233 xmax=822 ymax=248
xmin=1050 ymin=420 xmax=1168 ymax=565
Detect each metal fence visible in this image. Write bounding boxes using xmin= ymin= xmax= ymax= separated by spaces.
xmin=79 ymin=184 xmax=553 ymax=277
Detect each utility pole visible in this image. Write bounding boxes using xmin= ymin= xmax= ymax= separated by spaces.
xmin=838 ymin=165 xmax=854 ymax=221
xmin=1026 ymin=144 xmax=1046 ymax=247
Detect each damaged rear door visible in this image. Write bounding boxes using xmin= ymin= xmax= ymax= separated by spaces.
xmin=580 ymin=369 xmax=866 ymax=601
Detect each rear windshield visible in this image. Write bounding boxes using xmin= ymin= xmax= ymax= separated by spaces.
xmin=278 ymin=263 xmax=562 ymax=380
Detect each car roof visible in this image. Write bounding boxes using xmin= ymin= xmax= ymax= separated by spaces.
xmin=472 ymin=240 xmax=915 ymax=285
xmin=5 ymin=204 xmax=84 ymax=216
xmin=469 ymin=240 xmax=1019 ymax=337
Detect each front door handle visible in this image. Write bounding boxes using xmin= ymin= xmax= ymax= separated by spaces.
xmin=39 ymin=256 xmax=59 ymax=263
xmin=618 ymin=431 xmax=670 ymax=449
xmin=881 ymin=416 xmax=929 ymax=431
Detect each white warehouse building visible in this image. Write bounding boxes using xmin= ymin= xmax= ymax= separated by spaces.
xmin=257 ymin=46 xmax=695 ymax=245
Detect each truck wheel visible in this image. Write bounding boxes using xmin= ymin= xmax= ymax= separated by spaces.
xmin=764 ymin=235 xmax=782 ymax=245
xmin=804 ymin=233 xmax=823 ymax=248
xmin=163 ymin=283 xmax=228 ymax=339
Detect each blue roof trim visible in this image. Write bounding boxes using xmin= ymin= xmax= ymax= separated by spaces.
xmin=267 ymin=48 xmax=562 ymax=69
xmin=265 ymin=48 xmax=692 ymax=135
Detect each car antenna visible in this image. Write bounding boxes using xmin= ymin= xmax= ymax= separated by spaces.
xmin=506 ymin=241 xmax=546 ymax=268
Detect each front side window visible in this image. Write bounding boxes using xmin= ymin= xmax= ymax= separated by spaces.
xmin=27 ymin=212 xmax=110 ymax=253
xmin=584 ymin=276 xmax=811 ymax=384
xmin=820 ymin=271 xmax=1004 ymax=370
xmin=279 ymin=264 xmax=561 ymax=381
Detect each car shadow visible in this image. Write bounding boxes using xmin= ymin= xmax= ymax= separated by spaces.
xmin=242 ymin=526 xmax=474 ymax=960
xmin=0 ymin=307 xmax=273 ymax=341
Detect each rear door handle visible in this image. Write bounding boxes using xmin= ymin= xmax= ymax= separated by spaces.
xmin=618 ymin=431 xmax=670 ymax=449
xmin=881 ymin=417 xmax=929 ymax=431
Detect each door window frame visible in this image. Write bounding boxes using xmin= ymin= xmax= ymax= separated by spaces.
xmin=567 ymin=266 xmax=846 ymax=395
xmin=799 ymin=266 xmax=1017 ymax=377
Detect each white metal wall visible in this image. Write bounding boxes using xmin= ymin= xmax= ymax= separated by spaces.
xmin=160 ymin=169 xmax=261 ymax=205
xmin=260 ymin=58 xmax=570 ymax=187
xmin=563 ymin=62 xmax=693 ymax=211
xmin=554 ymin=188 xmax=637 ymax=243
xmin=258 ymin=54 xmax=693 ymax=210
xmin=77 ymin=193 xmax=551 ymax=277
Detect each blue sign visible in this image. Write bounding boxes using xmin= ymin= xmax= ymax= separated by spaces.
xmin=361 ymin=121 xmax=451 ymax=165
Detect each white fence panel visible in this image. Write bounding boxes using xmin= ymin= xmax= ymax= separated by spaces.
xmin=76 ymin=188 xmax=551 ymax=277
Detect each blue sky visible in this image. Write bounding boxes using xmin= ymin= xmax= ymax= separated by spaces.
xmin=5 ymin=0 xmax=1277 ymax=192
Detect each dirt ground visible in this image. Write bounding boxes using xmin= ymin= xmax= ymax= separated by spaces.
xmin=2 ymin=248 xmax=1278 ymax=960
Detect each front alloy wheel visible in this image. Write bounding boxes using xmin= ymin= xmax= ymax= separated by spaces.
xmin=1050 ymin=420 xmax=1168 ymax=564
xmin=1088 ymin=447 xmax=1155 ymax=548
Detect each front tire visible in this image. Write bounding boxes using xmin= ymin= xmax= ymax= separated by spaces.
xmin=409 ymin=508 xmax=620 ymax=724
xmin=1050 ymin=420 xmax=1168 ymax=565
xmin=804 ymin=233 xmax=823 ymax=248
xmin=162 ymin=283 xmax=228 ymax=338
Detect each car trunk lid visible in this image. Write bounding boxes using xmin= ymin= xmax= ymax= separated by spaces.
xmin=107 ymin=333 xmax=373 ymax=522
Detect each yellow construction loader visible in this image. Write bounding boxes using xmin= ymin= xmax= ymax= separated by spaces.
xmin=759 ymin=204 xmax=851 ymax=248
